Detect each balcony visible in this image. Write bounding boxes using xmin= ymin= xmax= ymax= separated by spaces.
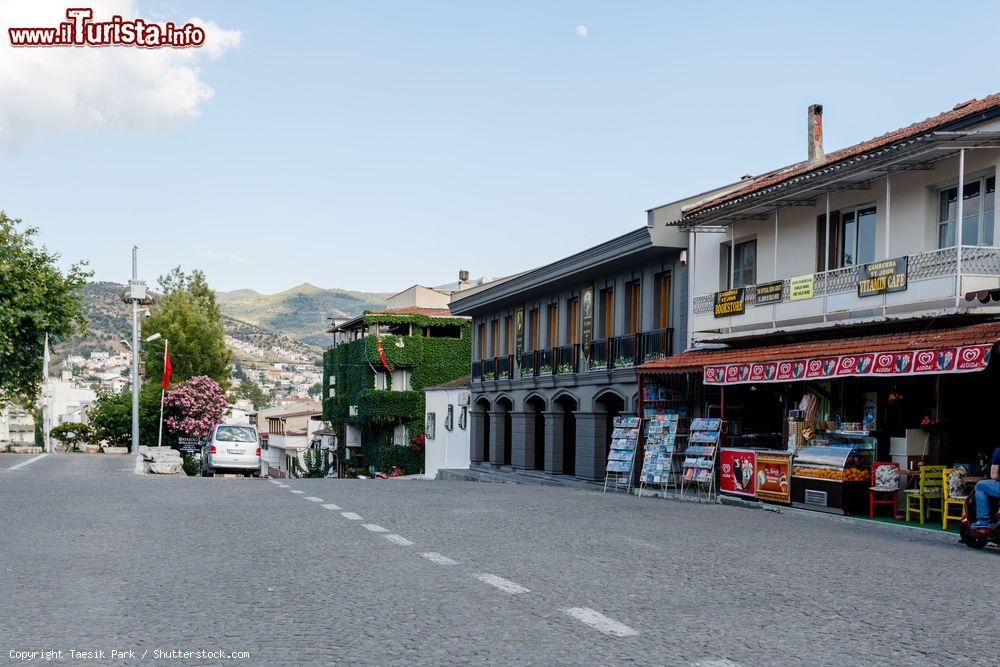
xmin=519 ymin=351 xmax=538 ymax=378
xmin=472 ymin=360 xmax=483 ymax=382
xmin=497 ymin=354 xmax=514 ymax=379
xmin=641 ymin=328 xmax=673 ymax=362
xmin=589 ymin=331 xmax=673 ymax=370
xmin=691 ymin=245 xmax=1000 ymax=338
xmin=555 ymin=344 xmax=579 ymax=375
xmin=482 ymin=356 xmax=497 ymax=380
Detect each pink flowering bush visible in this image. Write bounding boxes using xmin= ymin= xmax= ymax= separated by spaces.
xmin=163 ymin=375 xmax=227 ymax=439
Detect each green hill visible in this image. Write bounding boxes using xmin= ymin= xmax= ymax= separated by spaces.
xmin=215 ymin=283 xmax=390 ymax=343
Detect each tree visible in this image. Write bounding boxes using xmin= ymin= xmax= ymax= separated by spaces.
xmin=142 ymin=268 xmax=231 ymax=391
xmin=0 ymin=213 xmax=90 ymax=404
xmin=234 ymin=379 xmax=269 ymax=409
xmin=50 ymin=422 xmax=94 ymax=448
xmin=307 ymin=381 xmax=323 ymax=398
xmin=163 ymin=375 xmax=228 ymax=439
xmin=291 ymin=448 xmax=333 ymax=478
xmin=89 ymin=384 xmax=162 ymax=447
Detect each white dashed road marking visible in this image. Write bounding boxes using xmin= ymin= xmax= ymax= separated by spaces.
xmin=420 ymin=552 xmax=457 ymax=566
xmin=361 ymin=524 xmax=388 ymax=532
xmin=277 ymin=484 xmax=289 ymax=488
xmin=562 ymin=607 xmax=638 ymax=637
xmin=304 ymin=497 xmax=323 ymax=502
xmin=689 ymin=660 xmax=744 ymax=667
xmin=340 ymin=512 xmax=363 ymax=520
xmin=474 ymin=574 xmax=530 ymax=594
xmin=321 ymin=503 xmax=342 ymax=510
xmin=384 ymin=534 xmax=414 ymax=546
xmin=290 ymin=490 xmax=304 ymax=494
xmin=5 ymin=453 xmax=49 ymax=471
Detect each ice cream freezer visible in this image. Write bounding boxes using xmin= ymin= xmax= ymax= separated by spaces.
xmin=791 ymin=445 xmax=872 ymax=515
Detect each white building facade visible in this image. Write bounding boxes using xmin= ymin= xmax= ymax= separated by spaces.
xmin=422 ymin=377 xmax=471 ymax=479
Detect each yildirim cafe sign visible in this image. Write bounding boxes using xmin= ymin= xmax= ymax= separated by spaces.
xmin=857 ymin=256 xmax=908 ymax=297
xmin=713 ymin=288 xmax=746 ymax=317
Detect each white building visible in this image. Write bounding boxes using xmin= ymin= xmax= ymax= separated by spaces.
xmin=422 ymin=376 xmax=471 ymax=479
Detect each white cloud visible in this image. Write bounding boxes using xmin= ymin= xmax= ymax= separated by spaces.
xmin=197 ymin=249 xmax=215 ymax=257
xmin=576 ymin=25 xmax=588 ymax=38
xmin=230 ymin=253 xmax=246 ymax=264
xmin=0 ymin=1 xmax=241 ymax=145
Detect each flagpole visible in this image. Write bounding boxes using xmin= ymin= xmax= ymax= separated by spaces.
xmin=158 ymin=339 xmax=167 ymax=448
xmin=43 ymin=333 xmax=52 ymax=453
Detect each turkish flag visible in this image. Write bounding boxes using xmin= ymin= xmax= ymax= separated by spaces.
xmin=162 ymin=346 xmax=173 ymax=389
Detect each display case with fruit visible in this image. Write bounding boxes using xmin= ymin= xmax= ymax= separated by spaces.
xmin=791 ymin=445 xmax=872 ymax=515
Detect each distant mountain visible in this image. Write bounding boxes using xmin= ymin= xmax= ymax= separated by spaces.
xmin=215 ymin=283 xmax=390 ymax=344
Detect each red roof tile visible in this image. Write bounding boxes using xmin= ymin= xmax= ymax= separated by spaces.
xmin=638 ymin=320 xmax=1000 ymax=373
xmin=684 ymin=93 xmax=1000 ymax=216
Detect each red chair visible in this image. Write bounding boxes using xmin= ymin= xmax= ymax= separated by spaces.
xmin=869 ymin=461 xmax=900 ymax=519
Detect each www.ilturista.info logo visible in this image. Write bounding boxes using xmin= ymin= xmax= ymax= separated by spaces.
xmin=9 ymin=8 xmax=205 ymax=48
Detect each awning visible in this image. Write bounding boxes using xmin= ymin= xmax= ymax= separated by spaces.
xmin=637 ymin=320 xmax=1000 ymax=386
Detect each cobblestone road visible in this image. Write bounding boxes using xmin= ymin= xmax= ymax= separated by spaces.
xmin=1 ymin=453 xmax=999 ymax=665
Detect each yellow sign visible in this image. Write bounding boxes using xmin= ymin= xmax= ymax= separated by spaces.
xmin=789 ymin=274 xmax=814 ymax=301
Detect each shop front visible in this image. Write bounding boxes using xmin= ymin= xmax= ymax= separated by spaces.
xmin=636 ymin=320 xmax=1000 ymax=522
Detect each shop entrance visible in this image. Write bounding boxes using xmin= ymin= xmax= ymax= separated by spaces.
xmin=555 ymin=394 xmax=578 ymax=476
xmin=526 ymin=395 xmax=546 ymax=471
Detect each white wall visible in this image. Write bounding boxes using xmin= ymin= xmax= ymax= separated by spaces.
xmin=423 ymin=387 xmax=470 ymax=478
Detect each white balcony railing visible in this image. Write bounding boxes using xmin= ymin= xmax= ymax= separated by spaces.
xmin=692 ymin=245 xmax=1000 ymax=317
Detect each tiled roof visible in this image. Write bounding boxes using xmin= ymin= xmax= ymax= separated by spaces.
xmin=423 ymin=375 xmax=471 ymax=391
xmin=638 ymin=320 xmax=1000 ymax=373
xmin=684 ymin=93 xmax=1000 ymax=216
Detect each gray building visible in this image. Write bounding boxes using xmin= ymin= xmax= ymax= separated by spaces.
xmin=449 ymin=207 xmax=722 ymax=482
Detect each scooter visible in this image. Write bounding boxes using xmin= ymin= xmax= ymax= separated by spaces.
xmin=959 ymin=493 xmax=1000 ymax=549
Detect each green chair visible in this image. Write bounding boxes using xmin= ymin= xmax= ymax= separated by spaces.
xmin=904 ymin=465 xmax=946 ymax=524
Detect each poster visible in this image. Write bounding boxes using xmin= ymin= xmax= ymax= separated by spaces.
xmin=789 ymin=274 xmax=815 ymax=300
xmin=754 ymin=280 xmax=784 ymax=305
xmin=514 ymin=307 xmax=525 ymax=358
xmin=581 ymin=286 xmax=593 ymax=360
xmin=713 ymin=288 xmax=745 ymax=317
xmin=719 ymin=448 xmax=756 ymax=496
xmin=754 ymin=452 xmax=791 ymax=503
xmin=857 ymin=256 xmax=908 ymax=297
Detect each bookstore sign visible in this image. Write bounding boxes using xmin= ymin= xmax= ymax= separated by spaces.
xmin=713 ymin=288 xmax=745 ymax=317
xmin=858 ymin=256 xmax=908 ymax=297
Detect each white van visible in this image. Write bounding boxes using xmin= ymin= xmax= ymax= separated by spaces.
xmin=201 ymin=424 xmax=260 ymax=477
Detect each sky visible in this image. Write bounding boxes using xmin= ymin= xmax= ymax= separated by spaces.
xmin=2 ymin=0 xmax=1000 ymax=294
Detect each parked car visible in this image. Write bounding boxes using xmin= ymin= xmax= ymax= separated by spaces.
xmin=201 ymin=424 xmax=261 ymax=477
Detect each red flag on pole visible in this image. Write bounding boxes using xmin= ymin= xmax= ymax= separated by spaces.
xmin=376 ymin=341 xmax=393 ymax=373
xmin=162 ymin=342 xmax=173 ymax=389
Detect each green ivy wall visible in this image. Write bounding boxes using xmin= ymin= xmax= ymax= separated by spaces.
xmin=323 ymin=313 xmax=471 ymax=474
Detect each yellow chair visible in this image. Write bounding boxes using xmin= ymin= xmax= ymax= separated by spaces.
xmin=942 ymin=467 xmax=968 ymax=530
xmin=904 ymin=465 xmax=946 ymax=524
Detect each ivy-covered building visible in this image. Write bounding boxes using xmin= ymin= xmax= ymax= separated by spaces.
xmin=322 ymin=306 xmax=471 ymax=475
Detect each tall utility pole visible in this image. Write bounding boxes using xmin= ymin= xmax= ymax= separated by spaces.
xmin=128 ymin=247 xmax=146 ymax=456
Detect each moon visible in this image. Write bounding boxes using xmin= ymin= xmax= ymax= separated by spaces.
xmin=576 ymin=25 xmax=588 ymax=38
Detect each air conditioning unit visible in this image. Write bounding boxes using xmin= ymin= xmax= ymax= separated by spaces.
xmin=329 ymin=376 xmax=336 ymax=386
xmin=348 ymin=405 xmax=359 ymax=417
xmin=458 ymin=394 xmax=471 ymax=406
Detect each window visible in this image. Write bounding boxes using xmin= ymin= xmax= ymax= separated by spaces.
xmin=459 ymin=405 xmax=468 ymax=430
xmin=393 ymin=423 xmax=410 ymax=445
xmin=424 ymin=414 xmax=435 ymax=440
xmin=600 ymin=287 xmax=614 ymax=338
xmin=390 ymin=368 xmax=411 ymax=392
xmin=724 ymin=239 xmax=757 ymax=288
xmin=529 ymin=308 xmax=540 ymax=351
xmin=374 ymin=371 xmax=388 ymax=390
xmin=567 ymin=297 xmax=580 ymax=345
xmin=625 ymin=281 xmax=641 ymax=334
xmin=504 ymin=315 xmax=514 ymax=355
xmin=816 ymin=212 xmax=841 ymax=272
xmin=425 ymin=324 xmax=462 ymax=338
xmin=654 ymin=271 xmax=671 ymax=329
xmin=445 ymin=404 xmax=454 ymax=431
xmin=839 ymin=206 xmax=876 ymax=267
xmin=939 ymin=176 xmax=995 ymax=248
xmin=550 ymin=303 xmax=561 ymax=346
xmin=477 ymin=323 xmax=487 ymax=360
xmin=490 ymin=319 xmax=500 ymax=357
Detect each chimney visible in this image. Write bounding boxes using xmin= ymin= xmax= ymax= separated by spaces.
xmin=807 ymin=104 xmax=824 ymax=164
xmin=458 ymin=269 xmax=470 ymax=283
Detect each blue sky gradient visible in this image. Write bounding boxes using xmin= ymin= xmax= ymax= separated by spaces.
xmin=3 ymin=1 xmax=999 ymax=292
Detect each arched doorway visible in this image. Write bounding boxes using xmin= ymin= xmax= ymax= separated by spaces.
xmin=525 ymin=395 xmax=546 ymax=471
xmin=554 ymin=393 xmax=578 ymax=477
xmin=474 ymin=397 xmax=491 ymax=465
xmin=495 ymin=396 xmax=513 ymax=467
xmin=594 ymin=390 xmax=626 ymax=473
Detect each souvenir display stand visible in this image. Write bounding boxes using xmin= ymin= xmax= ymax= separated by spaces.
xmin=604 ymin=416 xmax=640 ymax=494
xmin=638 ymin=412 xmax=684 ymax=496
xmin=682 ymin=418 xmax=722 ymax=501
